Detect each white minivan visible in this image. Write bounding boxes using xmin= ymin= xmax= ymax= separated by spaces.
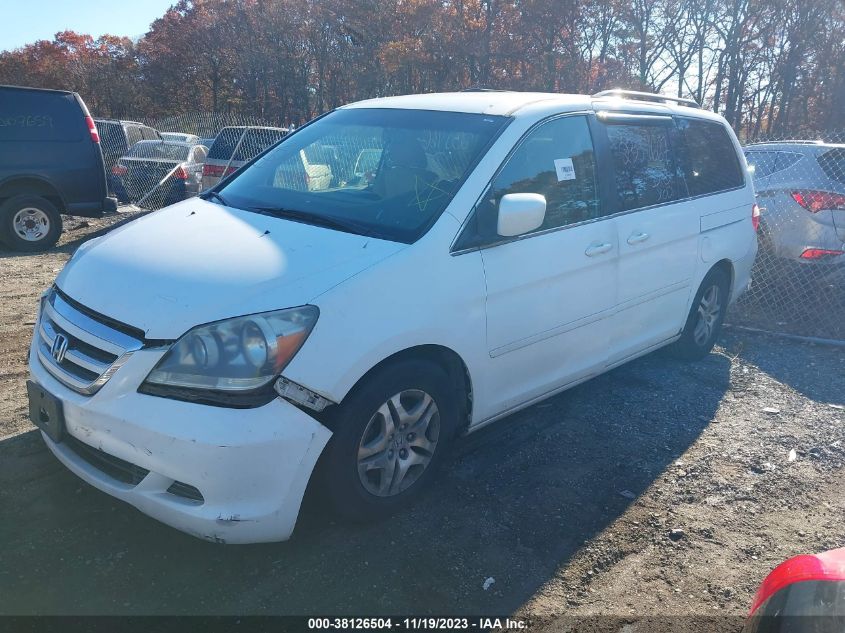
xmin=27 ymin=90 xmax=758 ymax=543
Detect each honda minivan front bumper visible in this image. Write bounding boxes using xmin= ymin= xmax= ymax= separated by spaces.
xmin=28 ymin=337 xmax=331 ymax=544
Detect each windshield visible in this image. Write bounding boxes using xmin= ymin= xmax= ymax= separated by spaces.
xmin=126 ymin=141 xmax=190 ymax=161
xmin=218 ymin=108 xmax=509 ymax=243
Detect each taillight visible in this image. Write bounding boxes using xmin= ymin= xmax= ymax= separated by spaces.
xmin=174 ymin=165 xmax=189 ymax=180
xmin=111 ymin=164 xmax=127 ymax=176
xmin=225 ymin=166 xmax=237 ymax=176
xmin=751 ymin=203 xmax=761 ymax=231
xmin=85 ymin=116 xmax=100 ymax=144
xmin=800 ymin=248 xmax=844 ymax=260
xmin=202 ymin=164 xmax=224 ymax=177
xmin=791 ymin=190 xmax=845 ymax=213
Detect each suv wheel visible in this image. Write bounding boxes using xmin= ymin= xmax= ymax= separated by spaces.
xmin=670 ymin=268 xmax=730 ymax=360
xmin=1 ymin=195 xmax=63 ymax=252
xmin=319 ymin=360 xmax=458 ymax=521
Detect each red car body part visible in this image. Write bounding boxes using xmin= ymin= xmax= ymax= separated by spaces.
xmin=749 ymin=548 xmax=845 ymax=616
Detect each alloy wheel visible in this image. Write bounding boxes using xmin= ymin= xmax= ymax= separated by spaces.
xmin=693 ymin=284 xmax=722 ymax=347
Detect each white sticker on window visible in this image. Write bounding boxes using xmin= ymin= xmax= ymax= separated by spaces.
xmin=554 ymin=158 xmax=576 ymax=181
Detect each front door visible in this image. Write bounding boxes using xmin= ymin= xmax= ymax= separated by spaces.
xmin=469 ymin=114 xmax=619 ymax=417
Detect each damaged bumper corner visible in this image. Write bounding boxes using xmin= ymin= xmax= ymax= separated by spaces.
xmin=30 ymin=344 xmax=332 ymax=544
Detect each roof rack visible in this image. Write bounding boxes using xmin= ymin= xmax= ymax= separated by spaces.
xmin=593 ymin=89 xmax=699 ymax=109
xmin=745 ymin=140 xmax=826 ymax=146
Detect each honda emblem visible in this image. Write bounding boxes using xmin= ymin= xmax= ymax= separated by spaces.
xmin=50 ymin=333 xmax=69 ymax=363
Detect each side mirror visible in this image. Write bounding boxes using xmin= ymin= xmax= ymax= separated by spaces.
xmin=497 ymin=193 xmax=547 ymax=237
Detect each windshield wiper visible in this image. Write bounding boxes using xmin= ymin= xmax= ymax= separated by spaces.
xmin=201 ymin=190 xmax=230 ymax=206
xmin=246 ymin=205 xmax=377 ymax=237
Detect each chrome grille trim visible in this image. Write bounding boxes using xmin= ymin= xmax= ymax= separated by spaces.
xmin=36 ymin=289 xmax=143 ymax=395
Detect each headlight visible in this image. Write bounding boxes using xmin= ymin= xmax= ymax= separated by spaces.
xmin=141 ymin=306 xmax=319 ymax=393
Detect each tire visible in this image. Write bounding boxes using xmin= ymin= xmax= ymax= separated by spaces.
xmin=669 ymin=267 xmax=730 ymax=360
xmin=0 ymin=195 xmax=63 ymax=252
xmin=318 ymin=359 xmax=458 ymax=521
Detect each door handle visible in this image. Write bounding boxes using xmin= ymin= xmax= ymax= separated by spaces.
xmin=585 ymin=242 xmax=613 ymax=257
xmin=627 ymin=231 xmax=650 ymax=245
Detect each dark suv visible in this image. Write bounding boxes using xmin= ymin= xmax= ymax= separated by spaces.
xmin=0 ymin=85 xmax=117 ymax=251
xmin=95 ymin=118 xmax=161 ymax=176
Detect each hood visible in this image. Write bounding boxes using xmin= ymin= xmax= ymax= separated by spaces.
xmin=57 ymin=199 xmax=405 ymax=339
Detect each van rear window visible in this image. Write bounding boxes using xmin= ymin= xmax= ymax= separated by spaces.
xmin=0 ymin=89 xmax=84 ymax=142
xmin=207 ymin=128 xmax=244 ymax=160
xmin=232 ymin=128 xmax=286 ymax=161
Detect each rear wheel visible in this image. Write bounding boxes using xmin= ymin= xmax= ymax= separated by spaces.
xmin=0 ymin=195 xmax=62 ymax=252
xmin=318 ymin=360 xmax=458 ymax=521
xmin=670 ymin=268 xmax=730 ymax=360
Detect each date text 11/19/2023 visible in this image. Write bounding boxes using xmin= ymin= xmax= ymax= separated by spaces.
xmin=307 ymin=617 xmax=530 ymax=630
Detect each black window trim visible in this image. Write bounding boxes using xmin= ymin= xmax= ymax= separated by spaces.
xmin=451 ymin=110 xmax=609 ymax=254
xmin=450 ymin=111 xmax=749 ymax=256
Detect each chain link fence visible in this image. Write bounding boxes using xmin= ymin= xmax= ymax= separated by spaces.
xmin=95 ymin=112 xmax=289 ymax=211
xmin=728 ymin=131 xmax=845 ymax=341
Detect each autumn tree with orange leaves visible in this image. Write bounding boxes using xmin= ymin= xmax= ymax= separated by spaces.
xmin=0 ymin=0 xmax=842 ymax=135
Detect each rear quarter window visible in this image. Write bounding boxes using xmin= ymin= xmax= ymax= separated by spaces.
xmin=745 ymin=150 xmax=802 ymax=179
xmin=818 ymin=148 xmax=845 ymax=184
xmin=0 ymin=89 xmax=84 ymax=142
xmin=744 ymin=151 xmax=779 ymax=178
xmin=675 ymin=118 xmax=744 ymax=196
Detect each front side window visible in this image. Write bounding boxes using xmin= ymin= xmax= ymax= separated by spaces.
xmin=486 ymin=115 xmax=600 ymax=232
xmin=606 ymin=122 xmax=680 ymax=210
xmin=219 ymin=108 xmax=510 ymax=243
xmin=454 ymin=115 xmax=600 ymax=249
xmin=676 ymin=118 xmax=743 ymax=195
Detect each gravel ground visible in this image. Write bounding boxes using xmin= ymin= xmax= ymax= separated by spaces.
xmin=1 ymin=215 xmax=843 ymax=627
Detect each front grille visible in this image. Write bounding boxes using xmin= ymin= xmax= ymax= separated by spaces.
xmin=64 ymin=434 xmax=150 ymax=485
xmin=35 ymin=289 xmax=143 ymax=395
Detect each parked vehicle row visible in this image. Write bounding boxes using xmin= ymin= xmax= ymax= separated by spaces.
xmin=110 ymin=141 xmax=208 ymax=209
xmin=0 ymin=83 xmax=297 ymax=250
xmin=26 ymin=89 xmax=758 ymax=543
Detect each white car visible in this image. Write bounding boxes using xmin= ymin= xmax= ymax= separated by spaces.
xmin=27 ymin=90 xmax=758 ymax=543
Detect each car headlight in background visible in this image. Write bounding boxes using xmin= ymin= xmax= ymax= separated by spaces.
xmin=141 ymin=306 xmax=319 ymax=399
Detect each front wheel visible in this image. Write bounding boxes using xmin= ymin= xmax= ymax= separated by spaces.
xmin=0 ymin=195 xmax=63 ymax=252
xmin=670 ymin=268 xmax=730 ymax=360
xmin=318 ymin=360 xmax=458 ymax=521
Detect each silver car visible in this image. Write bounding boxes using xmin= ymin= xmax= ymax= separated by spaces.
xmin=745 ymin=142 xmax=845 ymax=269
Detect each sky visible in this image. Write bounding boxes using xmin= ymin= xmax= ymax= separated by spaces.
xmin=0 ymin=0 xmax=175 ymax=52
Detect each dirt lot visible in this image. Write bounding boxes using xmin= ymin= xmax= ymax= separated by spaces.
xmin=1 ymin=216 xmax=844 ymax=628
